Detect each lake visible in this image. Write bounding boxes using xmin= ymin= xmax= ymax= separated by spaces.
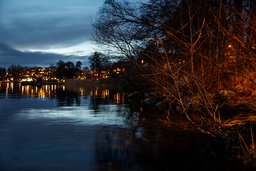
xmin=0 ymin=82 xmax=242 ymax=170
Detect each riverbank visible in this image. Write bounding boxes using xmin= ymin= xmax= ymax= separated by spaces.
xmin=63 ymin=78 xmax=256 ymax=169
xmin=64 ymin=78 xmax=124 ymax=90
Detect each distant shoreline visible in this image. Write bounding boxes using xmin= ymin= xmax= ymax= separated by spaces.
xmin=0 ymin=78 xmax=126 ymax=91
xmin=64 ymin=78 xmax=123 ymax=91
xmin=0 ymin=80 xmax=63 ymax=85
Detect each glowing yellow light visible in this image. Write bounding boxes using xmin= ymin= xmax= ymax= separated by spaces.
xmin=95 ymin=89 xmax=98 ymax=96
xmin=11 ymin=82 xmax=13 ymax=92
xmin=114 ymin=92 xmax=121 ymax=104
xmin=122 ymin=94 xmax=125 ymax=103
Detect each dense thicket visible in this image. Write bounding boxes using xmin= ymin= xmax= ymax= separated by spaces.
xmin=93 ymin=0 xmax=256 ymax=136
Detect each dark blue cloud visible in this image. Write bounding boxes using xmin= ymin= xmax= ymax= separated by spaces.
xmin=0 ymin=0 xmax=105 ymax=49
xmin=0 ymin=42 xmax=89 ymax=68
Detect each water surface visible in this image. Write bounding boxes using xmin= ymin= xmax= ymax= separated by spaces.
xmin=0 ymin=82 xmax=238 ymax=170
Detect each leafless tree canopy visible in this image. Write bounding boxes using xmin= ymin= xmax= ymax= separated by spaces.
xmin=93 ymin=0 xmax=256 ymax=136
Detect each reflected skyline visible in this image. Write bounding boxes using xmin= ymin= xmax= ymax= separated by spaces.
xmin=0 ymin=82 xmax=126 ymax=105
xmin=0 ymin=82 xmax=59 ymax=99
xmin=0 ymin=81 xmax=140 ymax=171
xmin=0 ymin=82 xmax=235 ymax=170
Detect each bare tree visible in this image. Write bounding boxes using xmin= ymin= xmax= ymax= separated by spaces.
xmin=93 ymin=0 xmax=256 ymax=136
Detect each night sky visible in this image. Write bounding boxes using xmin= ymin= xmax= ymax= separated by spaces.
xmin=0 ymin=0 xmax=109 ymax=68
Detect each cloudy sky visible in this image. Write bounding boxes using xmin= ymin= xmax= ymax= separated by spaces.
xmin=0 ymin=0 xmax=108 ymax=68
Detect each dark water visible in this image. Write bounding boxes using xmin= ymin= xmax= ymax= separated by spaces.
xmin=0 ymin=82 xmax=241 ymax=170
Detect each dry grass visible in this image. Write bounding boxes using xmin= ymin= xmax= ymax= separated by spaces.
xmin=236 ymin=122 xmax=256 ymax=167
xmin=223 ymin=115 xmax=256 ymax=127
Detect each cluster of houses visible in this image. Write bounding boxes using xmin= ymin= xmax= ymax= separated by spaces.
xmin=2 ymin=64 xmax=128 ymax=83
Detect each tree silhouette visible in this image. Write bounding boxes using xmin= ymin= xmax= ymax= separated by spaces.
xmin=55 ymin=60 xmax=81 ymax=79
xmin=8 ymin=65 xmax=23 ymax=80
xmin=88 ymin=52 xmax=110 ymax=77
xmin=76 ymin=61 xmax=82 ymax=70
xmin=0 ymin=67 xmax=6 ymax=80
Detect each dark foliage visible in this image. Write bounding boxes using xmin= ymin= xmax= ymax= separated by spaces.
xmin=55 ymin=60 xmax=82 ymax=79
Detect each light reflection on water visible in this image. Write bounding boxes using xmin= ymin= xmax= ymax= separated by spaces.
xmin=16 ymin=105 xmax=129 ymax=126
xmin=0 ymin=82 xmax=238 ymax=170
xmin=0 ymin=82 xmax=142 ymax=171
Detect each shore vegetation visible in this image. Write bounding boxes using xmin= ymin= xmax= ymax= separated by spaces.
xmin=92 ymin=0 xmax=256 ymax=166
